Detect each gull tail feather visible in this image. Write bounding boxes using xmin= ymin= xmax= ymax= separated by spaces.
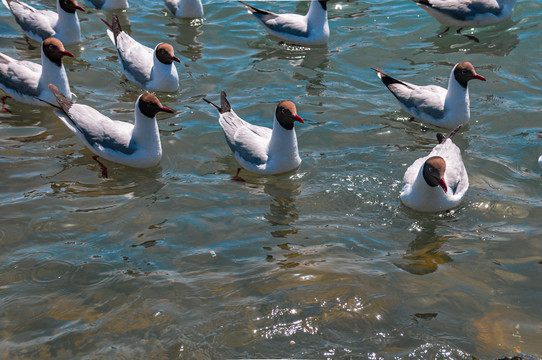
xmin=203 ymin=90 xmax=231 ymax=114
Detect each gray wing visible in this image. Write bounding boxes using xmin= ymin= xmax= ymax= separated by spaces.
xmin=374 ymin=68 xmax=446 ymax=119
xmin=417 ymin=0 xmax=503 ymax=20
xmin=239 ymin=1 xmax=309 ymax=37
xmin=75 ymin=117 xmax=135 ymax=155
xmin=0 ymin=53 xmax=40 ymax=96
xmin=6 ymin=0 xmax=56 ymax=39
xmin=115 ymin=33 xmax=153 ymax=86
xmin=164 ymin=0 xmax=178 ymax=14
xmin=406 ymin=85 xmax=447 ymax=119
xmin=231 ymin=126 xmax=269 ymax=165
xmin=63 ymin=106 xmax=136 ymax=155
xmin=219 ymin=111 xmax=271 ymax=165
xmin=255 ymin=13 xmax=309 ymax=37
xmin=49 ymin=84 xmax=136 ymax=155
xmin=85 ymin=131 xmax=136 ymax=155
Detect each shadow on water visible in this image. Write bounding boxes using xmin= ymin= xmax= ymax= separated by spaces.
xmin=166 ymin=19 xmax=204 ymax=62
xmin=262 ymin=175 xmax=302 ymax=238
xmin=250 ymin=45 xmax=330 ymax=96
xmin=393 ymin=220 xmax=453 ymax=275
xmin=422 ymin=20 xmax=520 ymax=56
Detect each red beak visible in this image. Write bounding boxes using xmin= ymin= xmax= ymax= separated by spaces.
xmin=439 ymin=178 xmax=447 ymax=194
xmin=474 ymin=74 xmax=486 ymax=81
xmin=76 ymin=5 xmax=85 ymax=12
xmin=161 ymin=106 xmax=174 ymax=114
xmin=172 ymin=56 xmax=181 ymax=63
xmin=294 ymin=114 xmax=304 ymax=123
xmin=62 ymin=50 xmax=74 ymax=58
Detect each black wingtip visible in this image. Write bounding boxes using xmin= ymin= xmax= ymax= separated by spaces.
xmin=100 ymin=17 xmax=112 ymax=30
xmin=437 ymin=124 xmax=463 ymax=144
xmin=33 ymin=96 xmax=60 ymax=109
xmin=203 ymin=97 xmax=220 ymax=112
xmin=102 ymin=14 xmax=122 ymax=45
xmin=203 ymin=91 xmax=232 ymax=114
xmin=238 ymin=0 xmax=271 ymax=15
xmin=448 ymin=124 xmax=463 ymax=139
xmin=220 ymin=90 xmax=231 ymax=114
xmin=372 ymin=67 xmax=405 ymax=89
xmin=48 ymin=84 xmax=73 ymax=115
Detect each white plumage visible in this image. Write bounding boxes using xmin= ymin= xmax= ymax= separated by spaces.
xmin=102 ymin=14 xmax=180 ymax=92
xmin=48 ymin=84 xmax=174 ymax=169
xmin=0 ymin=37 xmax=73 ymax=106
xmin=413 ymin=0 xmax=517 ymax=28
xmin=400 ymin=126 xmax=469 ymax=212
xmin=2 ymin=0 xmax=84 ymax=46
xmin=238 ymin=0 xmax=329 ymax=47
xmin=204 ymin=91 xmax=304 ymax=176
xmin=373 ymin=62 xmax=486 ymax=129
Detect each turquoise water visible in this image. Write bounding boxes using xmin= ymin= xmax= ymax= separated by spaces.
xmin=1 ymin=1 xmax=541 ymax=358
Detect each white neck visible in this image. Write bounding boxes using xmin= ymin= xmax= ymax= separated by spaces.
xmin=444 ymin=65 xmax=470 ymax=118
xmin=55 ymin=0 xmax=81 ymax=39
xmin=268 ymin=115 xmax=299 ymax=159
xmin=307 ymin=0 xmax=328 ymax=28
xmin=132 ymin=104 xmax=160 ymax=150
xmin=150 ymin=50 xmax=179 ymax=91
xmin=39 ymin=48 xmax=70 ymax=99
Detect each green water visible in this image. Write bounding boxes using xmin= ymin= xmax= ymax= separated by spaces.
xmin=1 ymin=1 xmax=541 ymax=358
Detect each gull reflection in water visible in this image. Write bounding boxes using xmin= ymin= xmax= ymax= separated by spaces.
xmin=394 ymin=221 xmax=454 ymax=275
xmin=251 ymin=45 xmax=330 ymax=96
xmin=424 ymin=20 xmax=519 ymax=56
xmin=262 ymin=175 xmax=302 ymax=238
xmin=166 ymin=19 xmax=204 ymax=62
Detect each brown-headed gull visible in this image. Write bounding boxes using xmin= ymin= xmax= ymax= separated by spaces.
xmin=2 ymin=0 xmax=85 ymax=46
xmin=0 ymin=37 xmax=73 ymax=107
xmin=101 ymin=14 xmax=180 ymax=92
xmin=164 ymin=0 xmax=203 ymax=18
xmin=238 ymin=0 xmax=329 ymax=47
xmin=412 ymin=0 xmax=517 ymax=42
xmin=85 ymin=0 xmax=128 ymax=10
xmin=373 ymin=62 xmax=486 ymax=129
xmin=400 ymin=125 xmax=468 ymax=212
xmin=203 ymin=91 xmax=304 ymax=176
xmin=45 ymin=84 xmax=173 ymax=176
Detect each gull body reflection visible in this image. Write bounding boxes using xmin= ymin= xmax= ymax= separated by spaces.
xmin=394 ymin=221 xmax=454 ymax=275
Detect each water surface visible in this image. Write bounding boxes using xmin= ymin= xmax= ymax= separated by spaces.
xmin=1 ymin=1 xmax=541 ymax=359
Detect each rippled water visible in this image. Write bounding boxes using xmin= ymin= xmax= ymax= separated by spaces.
xmin=1 ymin=0 xmax=542 ymax=359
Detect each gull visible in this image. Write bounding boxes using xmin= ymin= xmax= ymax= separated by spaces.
xmin=412 ymin=0 xmax=517 ymax=42
xmin=0 ymin=37 xmax=73 ymax=108
xmin=400 ymin=125 xmax=468 ymax=212
xmin=102 ymin=14 xmax=180 ymax=92
xmin=2 ymin=0 xmax=85 ymax=46
xmin=238 ymin=0 xmax=329 ymax=47
xmin=203 ymin=90 xmax=304 ymax=177
xmin=373 ymin=62 xmax=486 ymax=129
xmin=46 ymin=84 xmax=174 ymax=176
